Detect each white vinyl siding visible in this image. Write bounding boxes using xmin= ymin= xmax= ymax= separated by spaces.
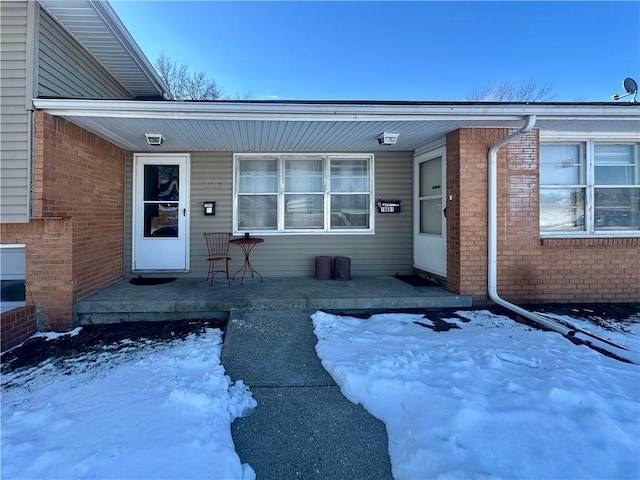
xmin=0 ymin=1 xmax=30 ymax=223
xmin=38 ymin=7 xmax=131 ymax=99
xmin=540 ymin=141 xmax=640 ymax=236
xmin=125 ymin=151 xmax=413 ymax=278
xmin=234 ymin=153 xmax=375 ymax=234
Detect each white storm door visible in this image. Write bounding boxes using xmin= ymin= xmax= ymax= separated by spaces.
xmin=133 ymin=154 xmax=190 ymax=271
xmin=414 ymin=148 xmax=446 ymax=277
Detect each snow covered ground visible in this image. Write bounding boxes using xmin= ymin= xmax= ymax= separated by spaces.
xmin=2 ymin=308 xmax=639 ymax=480
xmin=1 ymin=328 xmax=257 ymax=480
xmin=313 ymin=309 xmax=640 ymax=480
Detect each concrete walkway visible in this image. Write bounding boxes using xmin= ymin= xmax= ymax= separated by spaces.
xmin=222 ymin=309 xmax=393 ymax=480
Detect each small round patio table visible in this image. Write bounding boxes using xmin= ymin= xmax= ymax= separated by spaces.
xmin=229 ymin=237 xmax=264 ymax=284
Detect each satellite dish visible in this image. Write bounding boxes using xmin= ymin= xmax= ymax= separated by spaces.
xmin=612 ymin=77 xmax=638 ymax=102
xmin=623 ymin=77 xmax=638 ymax=94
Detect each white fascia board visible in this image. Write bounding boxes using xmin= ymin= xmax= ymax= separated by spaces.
xmin=540 ymin=131 xmax=640 ymax=141
xmin=32 ymin=99 xmax=640 ymax=122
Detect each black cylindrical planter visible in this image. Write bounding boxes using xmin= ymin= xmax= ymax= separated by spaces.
xmin=333 ymin=256 xmax=351 ymax=281
xmin=315 ymin=256 xmax=333 ymax=280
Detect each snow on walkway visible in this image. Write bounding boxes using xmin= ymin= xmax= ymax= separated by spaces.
xmin=312 ymin=310 xmax=640 ymax=480
xmin=1 ymin=328 xmax=256 ymax=480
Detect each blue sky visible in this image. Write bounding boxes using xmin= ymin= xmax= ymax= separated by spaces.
xmin=110 ymin=1 xmax=640 ymax=102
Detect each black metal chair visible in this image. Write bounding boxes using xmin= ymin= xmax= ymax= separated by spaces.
xmin=204 ymin=232 xmax=231 ymax=285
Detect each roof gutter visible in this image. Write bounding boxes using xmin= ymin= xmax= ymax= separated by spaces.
xmin=31 ymin=99 xmax=639 ymax=122
xmin=487 ymin=116 xmax=639 ymax=364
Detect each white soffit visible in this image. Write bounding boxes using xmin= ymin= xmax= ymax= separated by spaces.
xmin=32 ymin=100 xmax=640 ymax=152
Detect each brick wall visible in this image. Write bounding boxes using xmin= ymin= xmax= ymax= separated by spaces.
xmin=446 ymin=127 xmax=640 ymax=304
xmin=1 ymin=306 xmax=35 ymax=352
xmin=33 ymin=112 xmax=125 ymax=301
xmin=1 ymin=113 xmax=125 ymax=344
xmin=445 ymin=130 xmax=462 ymax=293
xmin=446 ymin=128 xmax=498 ymax=302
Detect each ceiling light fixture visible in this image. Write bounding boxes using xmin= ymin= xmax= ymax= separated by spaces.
xmin=377 ymin=132 xmax=399 ymax=146
xmin=145 ymin=133 xmax=164 ymax=146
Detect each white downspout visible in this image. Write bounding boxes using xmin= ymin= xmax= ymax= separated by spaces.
xmin=487 ymin=115 xmax=639 ymax=364
xmin=487 ymin=116 xmax=559 ymax=328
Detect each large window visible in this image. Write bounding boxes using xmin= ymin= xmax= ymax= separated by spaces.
xmin=540 ymin=142 xmax=640 ymax=235
xmin=234 ymin=154 xmax=374 ymax=233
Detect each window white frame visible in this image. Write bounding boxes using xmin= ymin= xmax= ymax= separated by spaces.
xmin=233 ymin=153 xmax=375 ymax=235
xmin=539 ymin=135 xmax=640 ymax=238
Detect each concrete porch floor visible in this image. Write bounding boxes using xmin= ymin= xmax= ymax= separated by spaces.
xmin=74 ymin=276 xmax=472 ymax=324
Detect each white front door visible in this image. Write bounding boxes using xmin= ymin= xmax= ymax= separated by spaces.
xmin=414 ymin=148 xmax=446 ymax=277
xmin=133 ymin=154 xmax=190 ymax=271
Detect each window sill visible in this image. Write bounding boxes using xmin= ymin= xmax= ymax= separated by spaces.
xmin=234 ymin=230 xmax=375 ymax=236
xmin=540 ymin=236 xmax=640 ymax=248
xmin=1 ymin=302 xmax=27 ymax=315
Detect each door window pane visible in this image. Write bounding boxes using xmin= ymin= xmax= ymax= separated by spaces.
xmin=144 ymin=203 xmax=178 ymax=237
xmin=144 ymin=165 xmax=179 ymax=201
xmin=540 ymin=188 xmax=585 ymax=231
xmin=420 ymin=198 xmax=442 ymax=235
xmin=419 ymin=158 xmax=442 ymax=197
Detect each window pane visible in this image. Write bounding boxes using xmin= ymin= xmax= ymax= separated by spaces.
xmin=594 ymin=188 xmax=640 ymax=230
xmin=285 ymin=194 xmax=324 ymax=229
xmin=594 ymin=145 xmax=637 ymax=185
xmin=539 ymin=145 xmax=582 ymax=185
xmin=239 ymin=159 xmax=277 ymax=193
xmin=1 ymin=280 xmax=26 ymax=302
xmin=144 ymin=165 xmax=179 ymax=201
xmin=595 ymin=166 xmax=636 ymax=185
xmin=144 ymin=203 xmax=178 ymax=237
xmin=238 ymin=195 xmax=277 ymax=230
xmin=331 ymin=195 xmax=370 ymax=229
xmin=285 ymin=159 xmax=323 ymax=192
xmin=540 ymin=188 xmax=585 ymax=231
xmin=0 ymin=247 xmax=25 ymax=278
xmin=595 ymin=145 xmax=634 ymax=165
xmin=331 ymin=159 xmax=369 ymax=192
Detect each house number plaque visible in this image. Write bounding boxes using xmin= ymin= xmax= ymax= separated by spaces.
xmin=377 ymin=199 xmax=401 ymax=213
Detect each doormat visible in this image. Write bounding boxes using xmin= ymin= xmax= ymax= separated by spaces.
xmin=129 ymin=277 xmax=176 ymax=286
xmin=394 ymin=274 xmax=440 ymax=288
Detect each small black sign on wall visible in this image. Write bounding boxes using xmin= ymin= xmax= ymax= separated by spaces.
xmin=377 ymin=199 xmax=401 ymax=213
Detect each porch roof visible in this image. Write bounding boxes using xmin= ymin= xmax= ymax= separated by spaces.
xmin=32 ymin=99 xmax=640 ymax=152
